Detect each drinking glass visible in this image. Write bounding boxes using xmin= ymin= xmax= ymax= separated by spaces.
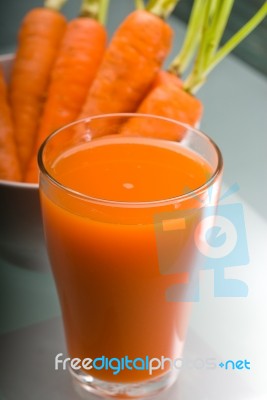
xmin=38 ymin=114 xmax=223 ymax=398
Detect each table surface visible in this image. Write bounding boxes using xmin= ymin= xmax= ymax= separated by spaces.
xmin=0 ymin=1 xmax=266 ymax=399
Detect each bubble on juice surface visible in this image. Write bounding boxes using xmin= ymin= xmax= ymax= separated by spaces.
xmin=123 ymin=183 xmax=134 ymax=190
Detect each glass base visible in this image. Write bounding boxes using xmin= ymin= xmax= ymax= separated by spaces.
xmin=68 ymin=365 xmax=179 ymax=399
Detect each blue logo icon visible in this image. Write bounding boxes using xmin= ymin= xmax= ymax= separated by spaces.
xmin=154 ymin=184 xmax=249 ymax=301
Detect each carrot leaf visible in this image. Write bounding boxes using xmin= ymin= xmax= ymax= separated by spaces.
xmin=146 ymin=0 xmax=181 ymax=19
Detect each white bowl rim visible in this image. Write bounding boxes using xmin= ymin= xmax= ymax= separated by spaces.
xmin=0 ymin=179 xmax=38 ymax=189
xmin=0 ymin=52 xmax=14 ymax=62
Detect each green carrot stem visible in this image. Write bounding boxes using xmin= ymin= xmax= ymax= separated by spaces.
xmin=207 ymin=1 xmax=267 ymax=74
xmin=44 ymin=0 xmax=67 ymax=11
xmin=203 ymin=0 xmax=235 ymax=70
xmin=98 ymin=0 xmax=110 ymax=24
xmin=183 ymin=0 xmax=212 ymax=92
xmin=146 ymin=0 xmax=181 ymax=19
xmin=184 ymin=1 xmax=267 ymax=93
xmin=209 ymin=0 xmax=219 ymax=19
xmin=169 ymin=0 xmax=206 ymax=75
xmin=80 ymin=0 xmax=110 ymax=24
xmin=135 ymin=0 xmax=145 ymax=9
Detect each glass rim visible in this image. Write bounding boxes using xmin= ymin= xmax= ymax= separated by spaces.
xmin=38 ymin=113 xmax=223 ymax=208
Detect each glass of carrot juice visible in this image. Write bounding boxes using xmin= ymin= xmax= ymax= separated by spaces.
xmin=38 ymin=114 xmax=223 ymax=398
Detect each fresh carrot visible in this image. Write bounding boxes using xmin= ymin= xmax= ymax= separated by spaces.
xmin=0 ymin=67 xmax=22 ymax=182
xmin=25 ymin=0 xmax=109 ymax=183
xmin=151 ymin=70 xmax=183 ymax=90
xmin=121 ymin=0 xmax=267 ymax=140
xmin=9 ymin=0 xmax=67 ymax=176
xmin=77 ymin=1 xmax=180 ymax=124
xmin=120 ymin=76 xmax=202 ymax=141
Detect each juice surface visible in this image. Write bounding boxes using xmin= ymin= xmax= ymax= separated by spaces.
xmin=41 ymin=137 xmax=212 ymax=383
xmin=51 ymin=137 xmax=210 ymax=202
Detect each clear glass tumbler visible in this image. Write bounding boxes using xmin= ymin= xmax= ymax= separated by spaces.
xmin=38 ymin=114 xmax=223 ymax=399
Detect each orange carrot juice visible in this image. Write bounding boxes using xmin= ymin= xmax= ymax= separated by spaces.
xmin=40 ymin=133 xmax=217 ymax=384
